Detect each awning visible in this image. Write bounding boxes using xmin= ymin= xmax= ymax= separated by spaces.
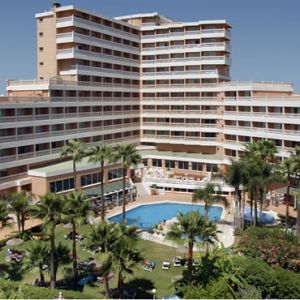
xmin=83 ymin=180 xmax=132 ymax=198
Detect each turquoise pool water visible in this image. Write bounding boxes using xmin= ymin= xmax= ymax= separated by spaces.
xmin=108 ymin=202 xmax=223 ymax=229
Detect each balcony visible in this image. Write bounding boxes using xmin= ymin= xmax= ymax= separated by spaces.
xmin=61 ymin=64 xmax=139 ymax=78
xmin=141 ymin=42 xmax=230 ymax=53
xmin=56 ymin=48 xmax=139 ymax=67
xmin=56 ymin=16 xmax=139 ymax=42
xmin=56 ymin=32 xmax=139 ymax=54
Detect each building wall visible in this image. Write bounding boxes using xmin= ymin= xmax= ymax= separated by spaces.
xmin=37 ymin=13 xmax=58 ymax=80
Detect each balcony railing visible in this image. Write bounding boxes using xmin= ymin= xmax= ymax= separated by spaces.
xmin=56 ymin=16 xmax=139 ymax=41
xmin=56 ymin=32 xmax=139 ymax=53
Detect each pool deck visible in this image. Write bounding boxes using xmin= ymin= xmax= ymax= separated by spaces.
xmin=104 ymin=192 xmax=236 ymax=248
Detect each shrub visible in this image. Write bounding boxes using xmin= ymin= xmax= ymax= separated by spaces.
xmin=0 ymin=280 xmax=95 ymax=299
xmin=235 ymin=227 xmax=300 ymax=268
xmin=234 ymin=255 xmax=300 ymax=299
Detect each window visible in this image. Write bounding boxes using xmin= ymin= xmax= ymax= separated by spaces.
xmin=192 ymin=162 xmax=203 ymax=171
xmin=207 ymin=164 xmax=218 ymax=172
xmin=49 ymin=178 xmax=74 ymax=192
xmin=108 ymin=168 xmax=123 ymax=180
xmin=81 ymin=172 xmax=101 ymax=187
xmin=178 ymin=161 xmax=189 ymax=170
xmin=39 ymin=62 xmax=44 ymax=66
xmin=39 ymin=47 xmax=44 ymax=51
xmin=165 ymin=160 xmax=175 ymax=169
xmin=39 ymin=32 xmax=43 ymax=37
xmin=152 ymin=159 xmax=162 ymax=167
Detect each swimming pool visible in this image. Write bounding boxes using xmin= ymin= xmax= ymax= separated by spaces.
xmin=108 ymin=202 xmax=223 ymax=229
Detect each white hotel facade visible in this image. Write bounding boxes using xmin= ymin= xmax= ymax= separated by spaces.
xmin=0 ymin=4 xmax=299 ymax=196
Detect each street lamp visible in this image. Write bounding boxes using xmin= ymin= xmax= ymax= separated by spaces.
xmin=151 ymin=288 xmax=157 ymax=299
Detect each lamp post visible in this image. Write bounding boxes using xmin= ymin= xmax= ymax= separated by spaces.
xmin=151 ymin=288 xmax=157 ymax=299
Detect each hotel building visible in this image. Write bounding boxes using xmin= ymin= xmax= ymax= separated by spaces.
xmin=0 ymin=4 xmax=299 ymax=197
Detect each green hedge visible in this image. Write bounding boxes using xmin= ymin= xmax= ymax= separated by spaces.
xmin=234 ymin=256 xmax=300 ymax=299
xmin=0 ymin=280 xmax=96 ymax=299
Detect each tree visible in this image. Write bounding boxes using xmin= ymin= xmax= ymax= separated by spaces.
xmin=88 ymin=221 xmax=139 ymax=298
xmin=88 ymin=220 xmax=118 ymax=253
xmin=166 ymin=211 xmax=219 ymax=283
xmin=295 ymin=190 xmax=300 ymax=238
xmin=215 ymin=161 xmax=246 ymax=229
xmin=0 ymin=200 xmax=10 ymax=227
xmin=111 ymin=225 xmax=142 ymax=297
xmin=8 ymin=191 xmax=31 ymax=235
xmin=275 ymin=157 xmax=296 ymax=230
xmin=192 ymin=183 xmax=228 ymax=218
xmin=61 ymin=140 xmax=86 ymax=191
xmin=244 ymin=140 xmax=277 ymax=209
xmin=31 ymin=193 xmax=64 ymax=288
xmin=63 ymin=191 xmax=90 ymax=279
xmin=54 ymin=242 xmax=72 ymax=280
xmin=291 ymin=146 xmax=300 ymax=238
xmin=25 ymin=242 xmax=49 ymax=285
xmin=88 ymin=144 xmax=113 ymax=220
xmin=113 ymin=144 xmax=142 ymax=223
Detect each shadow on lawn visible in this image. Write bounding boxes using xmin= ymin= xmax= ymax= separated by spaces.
xmin=125 ymin=278 xmax=155 ymax=299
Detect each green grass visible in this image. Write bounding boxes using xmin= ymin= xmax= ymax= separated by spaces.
xmin=0 ymin=224 xmax=184 ymax=299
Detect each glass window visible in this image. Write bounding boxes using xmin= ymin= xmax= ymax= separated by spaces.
xmin=192 ymin=162 xmax=203 ymax=171
xmin=178 ymin=161 xmax=189 ymax=170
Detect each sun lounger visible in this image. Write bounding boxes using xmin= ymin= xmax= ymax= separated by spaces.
xmin=173 ymin=256 xmax=182 ymax=267
xmin=162 ymin=261 xmax=171 ymax=270
xmin=97 ymin=272 xmax=114 ymax=283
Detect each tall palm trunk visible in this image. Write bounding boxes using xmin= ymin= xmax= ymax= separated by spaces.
xmin=73 ymin=161 xmax=78 ymax=191
xmin=72 ymin=220 xmax=78 ymax=279
xmin=205 ymin=203 xmax=209 ymax=218
xmin=254 ymin=192 xmax=258 ymax=227
xmin=241 ymin=190 xmax=246 ymax=229
xmin=50 ymin=223 xmax=56 ymax=288
xmin=117 ymin=269 xmax=124 ymax=297
xmin=21 ymin=213 xmax=25 ymax=233
xmin=100 ymin=161 xmax=105 ymax=221
xmin=39 ymin=265 xmax=45 ymax=285
xmin=121 ymin=166 xmax=127 ymax=224
xmin=16 ymin=214 xmax=21 ymax=236
xmin=237 ymin=189 xmax=242 ymax=229
xmin=296 ymin=200 xmax=300 ymax=238
xmin=249 ymin=191 xmax=254 ymax=226
xmin=103 ymin=274 xmax=110 ymax=298
xmin=187 ymin=240 xmax=193 ymax=283
xmin=285 ymin=175 xmax=291 ymax=231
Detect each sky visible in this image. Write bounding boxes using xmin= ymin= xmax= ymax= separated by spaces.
xmin=0 ymin=0 xmax=299 ymax=95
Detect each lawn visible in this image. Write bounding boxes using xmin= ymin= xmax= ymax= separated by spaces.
xmin=0 ymin=224 xmax=184 ymax=299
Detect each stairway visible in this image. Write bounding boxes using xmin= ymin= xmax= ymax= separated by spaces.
xmin=135 ymin=182 xmax=151 ymax=197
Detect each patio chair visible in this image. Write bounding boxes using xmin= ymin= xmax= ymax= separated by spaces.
xmin=173 ymin=256 xmax=182 ymax=267
xmin=162 ymin=261 xmax=171 ymax=270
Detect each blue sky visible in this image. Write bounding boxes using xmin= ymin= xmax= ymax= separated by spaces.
xmin=0 ymin=0 xmax=299 ymax=94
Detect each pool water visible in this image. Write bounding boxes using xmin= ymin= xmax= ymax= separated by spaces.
xmin=108 ymin=202 xmax=223 ymax=229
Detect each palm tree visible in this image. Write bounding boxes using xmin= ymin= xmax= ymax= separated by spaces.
xmin=295 ymin=190 xmax=300 ymax=238
xmin=54 ymin=242 xmax=72 ymax=281
xmin=201 ymin=219 xmax=220 ymax=253
xmin=111 ymin=230 xmax=142 ymax=297
xmin=88 ymin=220 xmax=118 ymax=253
xmin=166 ymin=211 xmax=219 ymax=283
xmin=0 ymin=201 xmax=10 ymax=227
xmin=8 ymin=191 xmax=31 ymax=235
xmin=25 ymin=242 xmax=49 ymax=285
xmin=291 ymin=146 xmax=300 ymax=238
xmin=89 ymin=144 xmax=113 ymax=220
xmin=31 ymin=192 xmax=64 ymax=288
xmin=61 ymin=140 xmax=86 ymax=191
xmin=113 ymin=144 xmax=142 ymax=223
xmin=215 ymin=161 xmax=245 ymax=229
xmin=275 ymin=157 xmax=296 ymax=230
xmin=245 ymin=140 xmax=277 ymax=209
xmin=98 ymin=255 xmax=113 ymax=298
xmin=63 ymin=191 xmax=90 ymax=279
xmin=192 ymin=183 xmax=228 ymax=218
